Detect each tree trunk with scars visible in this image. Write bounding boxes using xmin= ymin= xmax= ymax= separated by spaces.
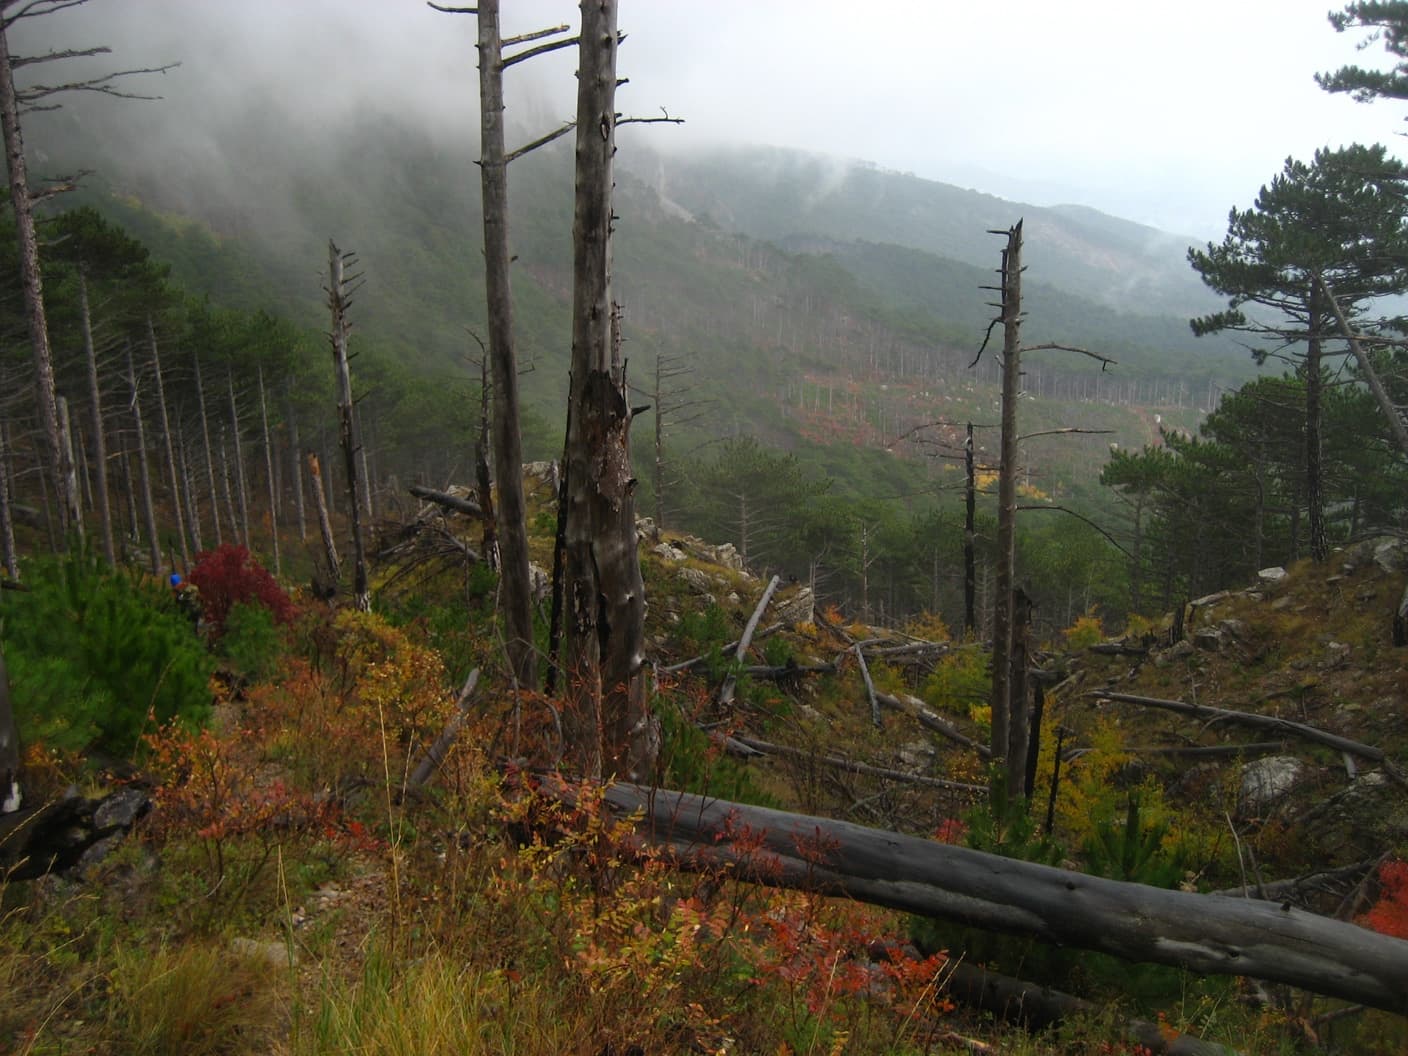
xmin=477 ymin=0 xmax=536 ymax=688
xmin=562 ymin=0 xmax=654 ymax=781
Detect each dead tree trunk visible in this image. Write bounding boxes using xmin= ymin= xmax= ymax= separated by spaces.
xmin=125 ymin=344 xmax=160 ymax=574
xmin=308 ymin=452 xmax=339 ymax=591
xmin=193 ymin=352 xmax=221 ymax=547
xmin=474 ymin=356 xmax=498 ymax=571
xmin=284 ymin=387 xmax=306 ymax=543
xmin=989 ymin=221 xmax=1023 ymax=803
xmin=1317 ymin=273 xmax=1408 ymax=459
xmin=1305 ymin=303 xmax=1327 ymax=563
xmin=0 ymin=21 xmax=73 ymax=543
xmin=257 ymin=366 xmax=281 ymax=577
xmin=475 ymin=0 xmax=537 ymax=688
xmin=0 ymin=642 xmax=18 ymax=815
xmin=1009 ymin=586 xmax=1032 ymax=797
xmin=580 ymin=780 xmax=1408 ymax=1014
xmin=327 ymin=240 xmax=369 ymax=612
xmin=78 ymin=273 xmax=114 ymax=566
xmin=1093 ymin=690 xmax=1405 ymax=782
xmin=56 ymin=395 xmax=80 ymax=538
xmin=227 ymin=372 xmax=250 ymax=549
xmin=562 ymin=0 xmax=653 ymax=781
xmin=176 ymin=421 xmax=201 ymax=555
xmin=718 ymin=574 xmax=780 ymax=707
xmin=147 ymin=318 xmax=187 ymax=569
xmin=218 ymin=429 xmax=238 ymax=551
xmin=964 ymin=421 xmax=976 ymax=637
xmin=0 ymin=421 xmax=17 ymax=579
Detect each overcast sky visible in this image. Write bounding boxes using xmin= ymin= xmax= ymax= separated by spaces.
xmin=23 ymin=0 xmax=1408 ymax=240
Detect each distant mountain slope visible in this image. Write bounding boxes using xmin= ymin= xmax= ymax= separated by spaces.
xmin=621 ymin=143 xmax=1221 ymax=318
xmin=23 ymin=96 xmax=1252 ymax=492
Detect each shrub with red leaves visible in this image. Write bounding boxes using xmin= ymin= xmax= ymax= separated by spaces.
xmin=187 ymin=543 xmax=296 ymax=636
xmin=1359 ymin=859 xmax=1408 ymax=940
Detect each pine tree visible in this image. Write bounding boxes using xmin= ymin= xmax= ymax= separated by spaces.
xmin=1188 ymin=144 xmax=1408 ymax=561
xmin=1319 ymin=2 xmax=1408 ymax=103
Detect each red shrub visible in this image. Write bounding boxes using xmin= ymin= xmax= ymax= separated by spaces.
xmin=1359 ymin=859 xmax=1408 ymax=940
xmin=187 ymin=543 xmax=296 ymax=635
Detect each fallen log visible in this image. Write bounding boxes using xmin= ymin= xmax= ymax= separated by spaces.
xmin=877 ymin=690 xmax=993 ymax=760
xmin=727 ymin=732 xmax=986 ymax=796
xmin=405 ymin=668 xmax=481 ymax=790
xmin=1088 ymin=641 xmax=1149 ymax=657
xmin=408 ymin=484 xmax=484 ymax=518
xmin=574 ymin=780 xmax=1408 ymax=1013
xmin=940 ymin=961 xmax=1236 ymax=1055
xmin=854 ymin=642 xmax=881 ymax=728
xmin=1213 ymin=858 xmax=1381 ymax=903
xmin=739 ymin=660 xmax=839 ymax=679
xmin=659 ymin=622 xmax=785 ymax=675
xmin=1131 ymin=741 xmax=1286 ymax=759
xmin=1395 ymin=581 xmax=1408 ymax=648
xmin=1090 ymin=690 xmax=1407 ymax=785
xmin=719 ymin=575 xmax=780 ymax=706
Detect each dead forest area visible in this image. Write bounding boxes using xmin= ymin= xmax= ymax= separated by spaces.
xmin=3 ymin=0 xmax=1408 ymax=1054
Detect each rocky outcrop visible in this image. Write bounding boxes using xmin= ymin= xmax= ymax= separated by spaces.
xmin=0 ymin=786 xmax=151 ymax=880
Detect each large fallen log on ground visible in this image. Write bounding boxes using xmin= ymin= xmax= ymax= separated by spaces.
xmin=565 ymin=780 xmax=1408 ymax=1014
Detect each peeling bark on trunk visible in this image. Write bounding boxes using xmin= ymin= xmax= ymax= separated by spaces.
xmin=477 ymin=0 xmax=536 ymax=688
xmin=562 ymin=0 xmax=653 ymax=781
